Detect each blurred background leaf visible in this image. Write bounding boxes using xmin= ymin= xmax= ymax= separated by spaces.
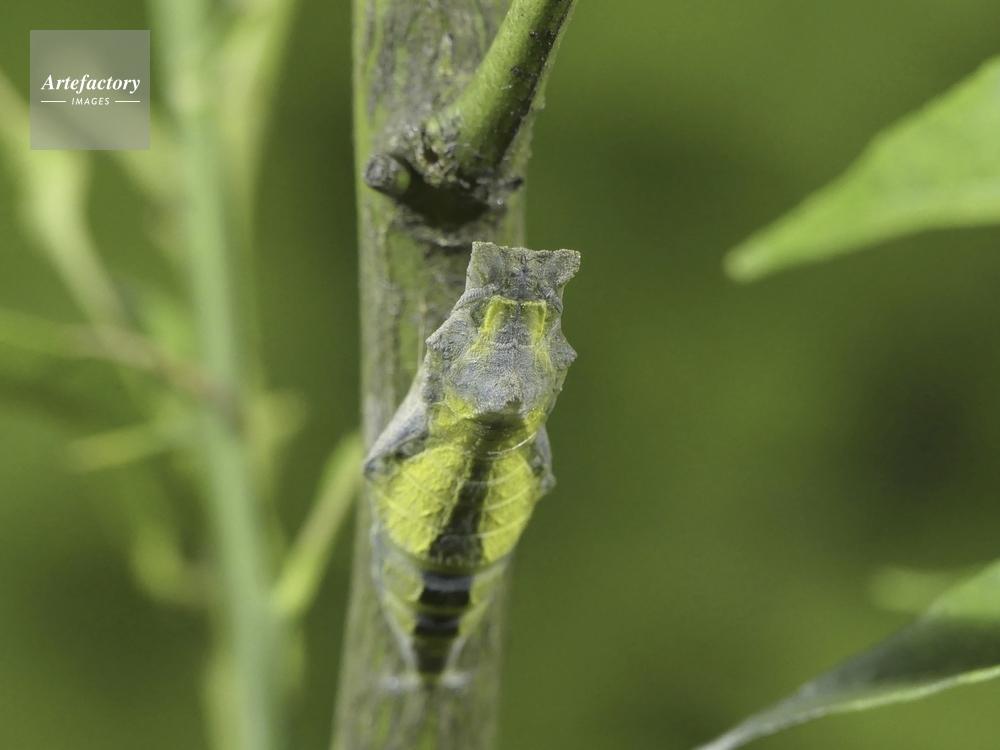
xmin=726 ymin=56 xmax=1000 ymax=281
xmin=0 ymin=70 xmax=128 ymax=326
xmin=3 ymin=2 xmax=1000 ymax=750
xmin=697 ymin=33 xmax=1000 ymax=750
xmin=696 ymin=561 xmax=1000 ymax=750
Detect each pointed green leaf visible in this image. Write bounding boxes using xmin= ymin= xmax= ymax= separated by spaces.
xmin=694 ymin=560 xmax=1000 ymax=750
xmin=726 ymin=57 xmax=1000 ymax=281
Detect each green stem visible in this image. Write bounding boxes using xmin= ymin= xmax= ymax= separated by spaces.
xmin=439 ymin=0 xmax=575 ymax=173
xmin=362 ymin=0 xmax=575 ymax=215
xmin=151 ymin=0 xmax=282 ymax=748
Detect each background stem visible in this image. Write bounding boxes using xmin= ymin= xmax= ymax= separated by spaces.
xmin=152 ymin=0 xmax=284 ymax=748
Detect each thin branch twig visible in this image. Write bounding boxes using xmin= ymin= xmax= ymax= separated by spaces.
xmin=72 ymin=324 xmax=241 ymax=426
xmin=0 ymin=307 xmax=239 ymax=424
xmin=364 ymin=0 xmax=576 ymax=214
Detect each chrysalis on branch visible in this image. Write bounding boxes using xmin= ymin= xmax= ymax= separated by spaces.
xmin=363 ymin=241 xmax=580 ymax=685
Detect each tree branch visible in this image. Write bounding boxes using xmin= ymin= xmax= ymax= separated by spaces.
xmin=332 ymin=0 xmax=575 ymax=748
xmin=362 ymin=0 xmax=575 ymax=227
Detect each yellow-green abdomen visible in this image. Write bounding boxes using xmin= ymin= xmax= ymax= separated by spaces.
xmin=370 ymin=439 xmax=541 ymax=571
xmin=369 ymin=437 xmax=544 ymax=679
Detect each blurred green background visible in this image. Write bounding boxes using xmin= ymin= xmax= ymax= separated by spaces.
xmin=3 ymin=1 xmax=1000 ymax=749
